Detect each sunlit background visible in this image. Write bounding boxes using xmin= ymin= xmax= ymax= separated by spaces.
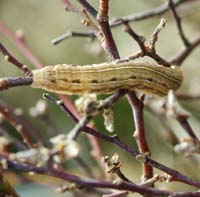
xmin=0 ymin=0 xmax=200 ymax=196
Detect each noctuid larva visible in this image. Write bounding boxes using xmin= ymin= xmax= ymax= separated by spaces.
xmin=31 ymin=61 xmax=183 ymax=97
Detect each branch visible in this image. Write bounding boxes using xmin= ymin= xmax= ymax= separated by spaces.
xmin=43 ymin=94 xmax=200 ymax=188
xmin=0 ymin=154 xmax=173 ymax=196
xmin=97 ymin=0 xmax=120 ymax=60
xmin=0 ymin=43 xmax=31 ymax=75
xmin=44 ymin=90 xmax=127 ymax=140
xmin=0 ymin=77 xmax=33 ymax=91
xmin=176 ymin=93 xmax=200 ymax=101
xmin=0 ymin=104 xmax=36 ymax=148
xmin=57 ymin=0 xmax=196 ymax=43
xmin=109 ymin=0 xmax=194 ymax=27
xmin=51 ymin=31 xmax=95 ymax=45
xmin=169 ymin=35 xmax=200 ymax=65
xmin=168 ymin=0 xmax=190 ymax=47
xmin=123 ymin=20 xmax=170 ymax=67
xmin=0 ymin=21 xmax=43 ymax=68
xmin=127 ymin=93 xmax=153 ymax=181
xmin=77 ymin=0 xmax=98 ymax=18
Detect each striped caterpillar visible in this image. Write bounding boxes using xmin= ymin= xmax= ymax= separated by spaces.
xmin=31 ymin=61 xmax=183 ymax=97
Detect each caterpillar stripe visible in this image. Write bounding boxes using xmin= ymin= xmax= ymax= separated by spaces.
xmin=31 ymin=61 xmax=183 ymax=97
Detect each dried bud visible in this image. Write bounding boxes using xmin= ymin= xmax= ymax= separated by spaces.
xmin=103 ymin=107 xmax=114 ymax=132
xmin=10 ymin=147 xmax=50 ymax=167
xmin=174 ymin=138 xmax=200 ymax=156
xmin=0 ymin=158 xmax=8 ymax=170
xmin=102 ymin=153 xmax=121 ymax=174
xmin=14 ymin=108 xmax=23 ymax=116
xmin=15 ymin=29 xmax=24 ymax=39
xmin=56 ymin=184 xmax=76 ymax=193
xmin=75 ymin=94 xmax=99 ymax=116
xmin=0 ymin=137 xmax=11 ymax=152
xmin=50 ymin=134 xmax=80 ymax=160
xmin=0 ymin=113 xmax=4 ymax=123
xmin=29 ymin=99 xmax=47 ymax=117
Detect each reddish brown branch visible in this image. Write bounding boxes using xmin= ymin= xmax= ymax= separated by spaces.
xmin=0 ymin=104 xmax=36 ymax=148
xmin=0 ymin=43 xmax=31 ymax=75
xmin=0 ymin=21 xmax=43 ymax=68
xmin=127 ymin=93 xmax=153 ymax=181
xmin=97 ymin=0 xmax=120 ymax=60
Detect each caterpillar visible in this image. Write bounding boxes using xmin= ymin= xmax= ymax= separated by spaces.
xmin=31 ymin=61 xmax=183 ymax=97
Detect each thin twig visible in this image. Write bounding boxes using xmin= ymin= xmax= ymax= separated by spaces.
xmin=109 ymin=0 xmax=194 ymax=27
xmin=77 ymin=0 xmax=98 ymax=18
xmin=176 ymin=93 xmax=200 ymax=101
xmin=0 ymin=43 xmax=31 ymax=75
xmin=0 ymin=21 xmax=43 ymax=68
xmin=45 ymin=90 xmax=127 ymax=140
xmin=176 ymin=116 xmax=199 ymax=143
xmin=123 ymin=20 xmax=170 ymax=67
xmin=62 ymin=0 xmax=79 ymax=12
xmin=149 ymin=18 xmax=167 ymax=49
xmin=45 ymin=94 xmax=105 ymax=170
xmin=0 ymin=104 xmax=36 ymax=149
xmin=57 ymin=0 xmax=196 ymax=42
xmin=75 ymin=157 xmax=94 ymax=178
xmin=51 ymin=31 xmax=95 ymax=45
xmin=169 ymin=35 xmax=200 ymax=65
xmin=168 ymin=0 xmax=191 ymax=47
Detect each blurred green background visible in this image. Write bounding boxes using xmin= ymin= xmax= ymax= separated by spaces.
xmin=0 ymin=0 xmax=200 ymax=196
